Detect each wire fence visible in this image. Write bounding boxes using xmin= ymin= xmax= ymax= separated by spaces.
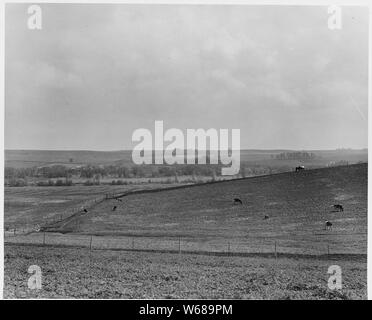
xmin=26 ymin=188 xmax=176 ymax=232
xmin=4 ymin=231 xmax=367 ymax=258
xmin=4 ymin=175 xmax=367 ymax=259
xmin=5 ymin=194 xmax=111 ymax=234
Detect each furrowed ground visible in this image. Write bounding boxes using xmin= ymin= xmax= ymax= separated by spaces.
xmin=4 ymin=244 xmax=367 ymax=299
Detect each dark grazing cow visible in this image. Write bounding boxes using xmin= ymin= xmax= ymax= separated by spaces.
xmin=233 ymin=198 xmax=243 ymax=205
xmin=112 ymin=206 xmax=117 ymax=211
xmin=295 ymin=166 xmax=305 ymax=172
xmin=264 ymin=215 xmax=270 ymax=220
xmin=83 ymin=208 xmax=88 ymax=213
xmin=325 ymin=220 xmax=333 ymax=230
xmin=333 ymin=204 xmax=344 ymax=212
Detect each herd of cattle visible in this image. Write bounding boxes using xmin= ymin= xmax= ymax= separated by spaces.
xmin=233 ymin=197 xmax=343 ymax=231
xmin=80 ymin=197 xmax=343 ymax=232
xmin=79 ymin=166 xmax=343 ymax=232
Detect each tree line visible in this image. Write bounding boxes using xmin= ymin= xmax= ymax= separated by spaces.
xmin=4 ymin=163 xmax=293 ymax=187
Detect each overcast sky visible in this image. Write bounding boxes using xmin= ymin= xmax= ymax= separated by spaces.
xmin=5 ymin=4 xmax=369 ymax=150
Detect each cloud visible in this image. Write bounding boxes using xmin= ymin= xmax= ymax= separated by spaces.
xmin=5 ymin=4 xmax=368 ymax=150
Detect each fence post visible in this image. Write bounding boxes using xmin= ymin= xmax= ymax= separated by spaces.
xmin=228 ymin=242 xmax=230 ymax=256
xmin=89 ymin=235 xmax=93 ymax=251
xmin=327 ymin=244 xmax=330 ymax=258
xmin=274 ymin=241 xmax=277 ymax=259
xmin=178 ymin=237 xmax=181 ymax=254
xmin=43 ymin=232 xmax=46 ymax=246
xmin=132 ymin=238 xmax=134 ymax=250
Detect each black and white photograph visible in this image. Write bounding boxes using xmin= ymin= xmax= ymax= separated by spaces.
xmin=1 ymin=0 xmax=369 ymax=302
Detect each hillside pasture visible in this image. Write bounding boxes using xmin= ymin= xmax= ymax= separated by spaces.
xmin=4 ymin=184 xmax=173 ymax=229
xmin=41 ymin=164 xmax=367 ymax=255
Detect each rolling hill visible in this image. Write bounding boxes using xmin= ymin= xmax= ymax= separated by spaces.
xmin=46 ymin=163 xmax=367 ymax=254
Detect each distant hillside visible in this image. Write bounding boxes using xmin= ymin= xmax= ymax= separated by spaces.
xmin=5 ymin=150 xmax=134 ymax=168
xmin=5 ymin=149 xmax=368 ymax=168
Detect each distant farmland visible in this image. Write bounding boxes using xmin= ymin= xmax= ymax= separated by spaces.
xmin=5 ymin=148 xmax=368 ymax=168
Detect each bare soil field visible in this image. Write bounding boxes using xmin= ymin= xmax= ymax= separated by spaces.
xmin=4 ymin=244 xmax=366 ymax=299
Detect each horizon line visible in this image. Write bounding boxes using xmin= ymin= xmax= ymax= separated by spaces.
xmin=4 ymin=147 xmax=368 ymax=152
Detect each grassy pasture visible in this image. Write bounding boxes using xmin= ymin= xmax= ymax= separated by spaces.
xmin=4 ymin=184 xmax=173 ymax=229
xmin=39 ymin=164 xmax=367 ymax=255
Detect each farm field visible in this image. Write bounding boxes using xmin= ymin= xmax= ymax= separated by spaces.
xmin=4 ymin=244 xmax=366 ymax=299
xmin=4 ymin=184 xmax=177 ymax=229
xmin=4 ymin=163 xmax=367 ymax=299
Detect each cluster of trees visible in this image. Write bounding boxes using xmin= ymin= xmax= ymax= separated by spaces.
xmin=4 ymin=164 xmax=223 ymax=180
xmin=37 ymin=179 xmax=73 ymax=187
xmin=4 ymin=163 xmax=296 ymax=187
xmin=274 ymin=152 xmax=317 ymax=160
xmin=5 ymin=178 xmax=74 ymax=187
xmin=5 ymin=167 xmax=37 ymax=179
xmin=6 ymin=178 xmax=27 ymax=187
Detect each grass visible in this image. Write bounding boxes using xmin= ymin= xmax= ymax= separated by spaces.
xmin=4 ymin=184 xmax=174 ymax=228
xmin=36 ymin=164 xmax=367 ymax=256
